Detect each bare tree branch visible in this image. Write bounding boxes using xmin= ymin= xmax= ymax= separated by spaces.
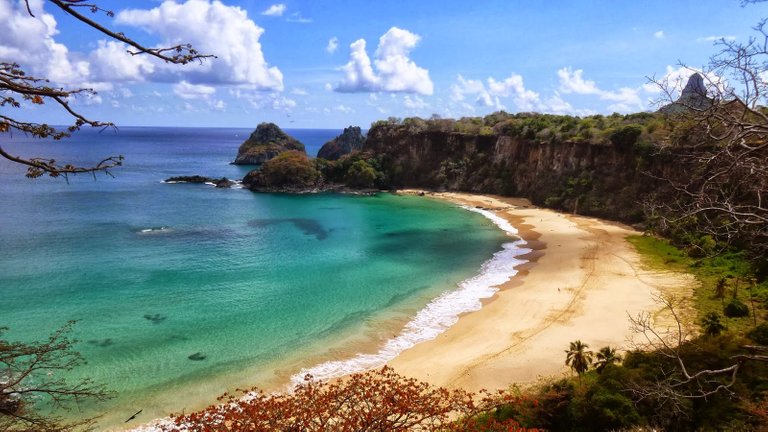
xmin=0 ymin=1 xmax=215 ymax=179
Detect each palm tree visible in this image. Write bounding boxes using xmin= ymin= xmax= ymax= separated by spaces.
xmin=700 ymin=311 xmax=726 ymax=336
xmin=593 ymin=346 xmax=622 ymax=373
xmin=565 ymin=340 xmax=593 ymax=378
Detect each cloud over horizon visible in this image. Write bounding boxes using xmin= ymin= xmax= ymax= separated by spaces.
xmin=336 ymin=27 xmax=434 ymax=95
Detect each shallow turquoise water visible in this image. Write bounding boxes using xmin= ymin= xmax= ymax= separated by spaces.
xmin=0 ymin=128 xmax=511 ymax=427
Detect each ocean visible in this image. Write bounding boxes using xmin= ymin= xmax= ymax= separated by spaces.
xmin=0 ymin=127 xmax=527 ymax=429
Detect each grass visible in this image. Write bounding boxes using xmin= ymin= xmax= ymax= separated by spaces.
xmin=627 ymin=234 xmax=767 ymax=336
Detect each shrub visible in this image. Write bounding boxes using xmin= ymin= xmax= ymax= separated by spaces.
xmin=259 ymin=151 xmax=319 ymax=187
xmin=609 ymin=124 xmax=642 ymax=150
xmin=723 ymin=298 xmax=750 ymax=318
xmin=345 ymin=160 xmax=378 ymax=189
xmin=747 ymin=323 xmax=768 ymax=344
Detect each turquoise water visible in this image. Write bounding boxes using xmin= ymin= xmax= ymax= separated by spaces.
xmin=0 ymin=128 xmax=514 ymax=428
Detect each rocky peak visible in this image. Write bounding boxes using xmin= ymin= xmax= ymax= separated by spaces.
xmin=317 ymin=126 xmax=366 ymax=161
xmin=233 ymin=122 xmax=305 ymax=165
xmin=659 ymin=73 xmax=711 ymax=114
xmin=681 ymin=73 xmax=707 ymax=97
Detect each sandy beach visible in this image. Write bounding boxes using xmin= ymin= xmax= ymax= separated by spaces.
xmin=388 ymin=191 xmax=697 ymax=392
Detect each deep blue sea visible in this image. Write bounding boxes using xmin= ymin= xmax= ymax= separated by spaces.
xmin=0 ymin=127 xmax=526 ymax=429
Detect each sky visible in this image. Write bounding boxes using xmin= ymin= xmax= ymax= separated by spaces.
xmin=1 ymin=0 xmax=766 ymax=129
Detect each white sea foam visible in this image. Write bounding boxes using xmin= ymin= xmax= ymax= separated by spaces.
xmin=289 ymin=204 xmax=531 ymax=386
xmin=138 ymin=227 xmax=170 ymax=233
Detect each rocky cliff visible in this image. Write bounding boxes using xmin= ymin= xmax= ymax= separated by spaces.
xmin=317 ymin=126 xmax=365 ymax=160
xmin=363 ymin=125 xmax=677 ymax=222
xmin=233 ymin=123 xmax=305 ymax=165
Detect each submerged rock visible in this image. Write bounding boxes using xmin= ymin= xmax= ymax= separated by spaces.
xmin=233 ymin=123 xmax=305 ymax=165
xmin=188 ymin=352 xmax=207 ymax=361
xmin=317 ymin=126 xmax=365 ymax=160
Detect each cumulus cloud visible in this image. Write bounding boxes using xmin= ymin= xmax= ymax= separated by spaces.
xmin=450 ymin=73 xmax=540 ymax=111
xmin=89 ymin=40 xmax=155 ymax=82
xmin=116 ymin=0 xmax=283 ymax=89
xmin=654 ymin=30 xmax=665 ymax=39
xmin=0 ymin=0 xmax=89 ymax=84
xmin=261 ymin=4 xmax=286 ymax=16
xmin=336 ymin=27 xmax=433 ymax=95
xmin=557 ymin=67 xmax=643 ymax=111
xmin=326 ymin=37 xmax=339 ymax=54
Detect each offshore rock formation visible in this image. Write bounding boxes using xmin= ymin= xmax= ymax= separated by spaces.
xmin=233 ymin=123 xmax=305 ymax=165
xmin=317 ymin=126 xmax=365 ymax=160
xmin=164 ymin=175 xmax=235 ymax=188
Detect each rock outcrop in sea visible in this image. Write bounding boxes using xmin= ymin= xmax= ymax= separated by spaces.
xmin=317 ymin=126 xmax=366 ymax=160
xmin=164 ymin=175 xmax=236 ymax=188
xmin=233 ymin=123 xmax=305 ymax=165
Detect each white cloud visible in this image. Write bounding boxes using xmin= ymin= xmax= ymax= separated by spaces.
xmin=286 ymin=12 xmax=312 ymax=23
xmin=558 ymin=67 xmax=643 ymax=111
xmin=116 ymin=0 xmax=283 ymax=89
xmin=89 ymin=40 xmax=155 ymax=82
xmin=334 ymin=104 xmax=353 ymax=113
xmin=261 ymin=4 xmax=286 ymax=17
xmin=697 ymin=35 xmax=736 ymax=42
xmin=654 ymin=30 xmax=665 ymax=39
xmin=403 ymin=95 xmax=429 ymax=110
xmin=336 ymin=27 xmax=433 ymax=95
xmin=291 ymin=88 xmax=308 ymax=96
xmin=326 ymin=37 xmax=339 ymax=54
xmin=450 ymin=73 xmax=540 ymax=111
xmin=230 ymin=88 xmax=296 ymax=111
xmin=173 ymin=80 xmax=216 ymax=100
xmin=0 ymin=0 xmax=89 ymax=84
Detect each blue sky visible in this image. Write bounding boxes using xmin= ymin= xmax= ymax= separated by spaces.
xmin=1 ymin=0 xmax=765 ymax=128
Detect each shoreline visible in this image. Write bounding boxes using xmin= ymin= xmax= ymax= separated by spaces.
xmin=129 ymin=191 xmax=696 ymax=430
xmin=387 ymin=191 xmax=696 ymax=391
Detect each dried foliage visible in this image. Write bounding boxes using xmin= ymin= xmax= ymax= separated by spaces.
xmin=0 ymin=322 xmax=112 ymax=432
xmin=0 ymin=1 xmax=213 ymax=179
xmin=627 ymin=294 xmax=768 ymax=419
xmin=163 ymin=366 xmax=538 ymax=432
xmin=645 ymin=17 xmax=768 ymax=263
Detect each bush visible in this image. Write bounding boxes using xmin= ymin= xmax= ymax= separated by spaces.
xmin=345 ymin=160 xmax=378 ymax=189
xmin=747 ymin=323 xmax=768 ymax=344
xmin=609 ymin=124 xmax=642 ymax=150
xmin=723 ymin=298 xmax=750 ymax=318
xmin=259 ymin=151 xmax=319 ymax=187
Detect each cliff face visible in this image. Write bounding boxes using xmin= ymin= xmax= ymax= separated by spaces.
xmin=317 ymin=126 xmax=365 ymax=160
xmin=365 ymin=126 xmax=675 ymax=222
xmin=234 ymin=123 xmax=305 ymax=165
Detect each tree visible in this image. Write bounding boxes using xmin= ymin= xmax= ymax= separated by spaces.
xmin=162 ymin=366 xmax=534 ymax=432
xmin=593 ymin=346 xmax=622 ymax=373
xmin=0 ymin=322 xmax=112 ymax=432
xmin=0 ymin=0 xmax=213 ymax=179
xmin=628 ymin=294 xmax=767 ymax=413
xmin=565 ymin=340 xmax=593 ymax=378
xmin=700 ymin=311 xmax=727 ymax=336
xmin=645 ymin=8 xmax=768 ymax=268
